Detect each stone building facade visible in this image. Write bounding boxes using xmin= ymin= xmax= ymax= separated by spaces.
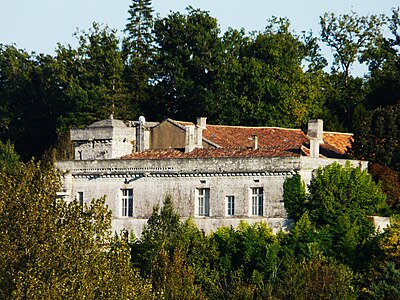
xmin=56 ymin=116 xmax=367 ymax=236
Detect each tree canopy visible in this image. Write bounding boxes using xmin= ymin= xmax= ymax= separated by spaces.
xmin=0 ymin=155 xmax=153 ymax=299
xmin=2 ymin=3 xmax=400 ymax=159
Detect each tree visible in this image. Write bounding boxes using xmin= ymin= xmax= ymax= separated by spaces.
xmin=283 ymin=173 xmax=307 ymax=220
xmin=151 ymin=7 xmax=222 ymax=120
xmin=124 ymin=0 xmax=154 ymax=62
xmin=0 ymin=140 xmax=19 ymax=173
xmin=0 ymin=160 xmax=153 ymax=299
xmin=352 ymin=104 xmax=400 ymax=172
xmin=283 ymin=163 xmax=387 ymax=267
xmin=275 ymin=254 xmax=355 ymax=299
xmin=368 ymin=261 xmax=400 ymax=299
xmin=320 ymin=12 xmax=384 ymax=82
xmin=132 ymin=195 xmax=184 ymax=276
xmin=55 ymin=23 xmax=133 ymax=133
xmin=320 ymin=12 xmax=385 ymax=131
xmin=210 ymin=222 xmax=281 ymax=298
xmin=151 ymin=248 xmax=206 ymax=299
xmin=123 ymin=0 xmax=155 ymax=110
xmin=208 ymin=17 xmax=326 ymax=128
xmin=0 ymin=45 xmax=64 ymax=159
xmin=308 ymin=163 xmax=387 ymax=224
xmin=368 ymin=163 xmax=400 ymax=214
xmin=360 ymin=215 xmax=400 ymax=298
xmin=308 ymin=163 xmax=387 ymax=263
xmin=363 ymin=8 xmax=400 ymax=110
xmin=132 ymin=196 xmax=212 ymax=297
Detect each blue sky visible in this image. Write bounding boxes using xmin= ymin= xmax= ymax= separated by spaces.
xmin=0 ymin=0 xmax=398 ymax=74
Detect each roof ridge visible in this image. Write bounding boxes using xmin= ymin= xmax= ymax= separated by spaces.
xmin=167 ymin=118 xmax=193 ymax=129
xmin=199 ymin=123 xmax=305 ymax=131
xmin=323 ymin=131 xmax=353 ymax=136
xmin=171 ymin=119 xmax=306 ymax=132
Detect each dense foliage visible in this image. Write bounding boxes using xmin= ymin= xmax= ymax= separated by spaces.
xmin=0 ymin=1 xmax=399 ymax=161
xmin=0 ymin=141 xmax=154 ymax=299
xmin=2 ymin=0 xmax=400 ymax=298
xmin=127 ymin=163 xmax=395 ymax=299
xmin=0 ymin=146 xmax=399 ymax=298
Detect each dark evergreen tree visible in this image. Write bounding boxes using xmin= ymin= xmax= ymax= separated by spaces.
xmin=123 ymin=0 xmax=155 ymax=114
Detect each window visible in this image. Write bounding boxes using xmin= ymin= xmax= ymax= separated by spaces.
xmin=77 ymin=192 xmax=84 ymax=206
xmin=197 ymin=188 xmax=210 ymax=216
xmin=226 ymin=195 xmax=235 ymax=216
xmin=122 ymin=189 xmax=134 ymax=217
xmin=251 ymin=187 xmax=263 ymax=216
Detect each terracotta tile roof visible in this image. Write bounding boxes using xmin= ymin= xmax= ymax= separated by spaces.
xmin=203 ymin=124 xmax=309 ymax=149
xmin=121 ymin=119 xmax=354 ymax=160
xmin=173 ymin=119 xmax=309 ymax=148
xmin=321 ymin=132 xmax=353 ymax=157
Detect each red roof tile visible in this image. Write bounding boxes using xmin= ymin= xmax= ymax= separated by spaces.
xmin=203 ymin=124 xmax=309 ymax=149
xmin=122 ymin=119 xmax=354 ymax=160
xmin=322 ymin=132 xmax=353 ymax=156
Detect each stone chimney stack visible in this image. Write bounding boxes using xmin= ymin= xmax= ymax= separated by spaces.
xmin=185 ymin=125 xmax=196 ymax=153
xmin=196 ymin=117 xmax=206 ymax=148
xmin=307 ymin=119 xmax=324 ymax=143
xmin=197 ymin=117 xmax=207 ymax=129
xmin=185 ymin=118 xmax=206 ymax=153
xmin=136 ymin=116 xmax=146 ymax=152
xmin=307 ymin=119 xmax=323 ymax=158
xmin=252 ymin=135 xmax=258 ymax=150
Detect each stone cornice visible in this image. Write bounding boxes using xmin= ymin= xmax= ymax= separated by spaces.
xmin=71 ymin=170 xmax=295 ymax=179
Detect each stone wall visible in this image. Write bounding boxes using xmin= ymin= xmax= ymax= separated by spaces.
xmin=56 ymin=156 xmax=366 ymax=235
xmin=71 ymin=126 xmax=135 ymax=160
xmin=57 ymin=156 xmax=302 ymax=175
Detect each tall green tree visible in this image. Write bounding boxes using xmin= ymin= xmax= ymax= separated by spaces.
xmin=132 ymin=196 xmax=209 ymax=298
xmin=123 ymin=0 xmax=155 ymax=111
xmin=320 ymin=11 xmax=384 ymax=82
xmin=152 ymin=7 xmax=222 ymax=120
xmin=283 ymin=173 xmax=307 ymax=220
xmin=308 ymin=163 xmax=387 ymax=263
xmin=132 ymin=195 xmax=184 ymax=276
xmin=363 ymin=8 xmax=400 ymax=110
xmin=207 ymin=18 xmax=326 ymax=128
xmin=56 ymin=23 xmax=132 ymax=133
xmin=320 ymin=12 xmax=385 ymax=131
xmin=210 ymin=222 xmax=281 ymax=298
